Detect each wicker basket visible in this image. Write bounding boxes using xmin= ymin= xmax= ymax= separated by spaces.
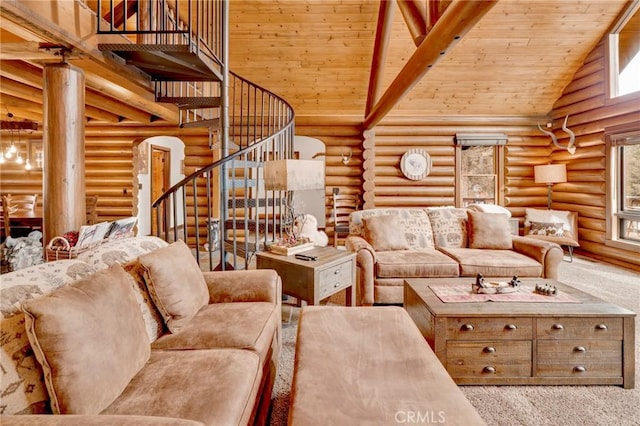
xmin=45 ymin=236 xmax=90 ymax=262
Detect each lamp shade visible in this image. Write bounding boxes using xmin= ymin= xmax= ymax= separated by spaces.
xmin=534 ymin=164 xmax=567 ymax=184
xmin=264 ymin=159 xmax=325 ymax=191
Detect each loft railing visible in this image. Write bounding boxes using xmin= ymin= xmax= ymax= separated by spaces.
xmin=151 ymin=72 xmax=296 ymax=270
xmin=96 ymin=0 xmax=222 ymax=74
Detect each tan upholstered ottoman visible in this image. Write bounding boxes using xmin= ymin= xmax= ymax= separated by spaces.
xmin=289 ymin=306 xmax=485 ymax=425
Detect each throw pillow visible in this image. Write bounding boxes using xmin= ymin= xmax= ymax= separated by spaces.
xmin=426 ymin=208 xmax=468 ymax=248
xmin=362 ymin=215 xmax=409 ymax=251
xmin=138 ymin=239 xmax=209 ymax=333
xmin=467 ymin=211 xmax=512 ymax=249
xmin=20 ymin=264 xmax=150 ymax=415
xmin=525 ymin=208 xmax=571 ymax=231
xmin=528 ymin=221 xmax=565 ymax=237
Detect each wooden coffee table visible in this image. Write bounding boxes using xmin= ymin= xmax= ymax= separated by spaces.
xmin=404 ymin=278 xmax=635 ymax=388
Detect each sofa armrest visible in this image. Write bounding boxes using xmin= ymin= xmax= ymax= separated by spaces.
xmin=512 ymin=236 xmax=564 ymax=279
xmin=202 ymin=269 xmax=282 ymax=304
xmin=345 ymin=236 xmax=376 ymax=305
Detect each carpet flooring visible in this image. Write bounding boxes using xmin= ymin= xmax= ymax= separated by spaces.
xmin=268 ymin=255 xmax=640 ymax=426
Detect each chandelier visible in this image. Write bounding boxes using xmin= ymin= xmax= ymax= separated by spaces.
xmin=0 ymin=112 xmax=38 ymax=170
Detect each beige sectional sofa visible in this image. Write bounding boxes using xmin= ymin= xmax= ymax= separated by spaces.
xmin=0 ymin=236 xmax=281 ymax=426
xmin=346 ymin=207 xmax=563 ymax=305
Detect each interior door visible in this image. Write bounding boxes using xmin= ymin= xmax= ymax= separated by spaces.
xmin=150 ymin=145 xmax=170 ymax=234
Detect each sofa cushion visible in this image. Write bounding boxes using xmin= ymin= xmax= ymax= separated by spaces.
xmin=101 ymin=349 xmax=262 ymax=426
xmin=21 ymin=264 xmax=151 ymax=415
xmin=349 ymin=208 xmax=435 ymax=250
xmin=122 ymin=260 xmax=166 ymax=342
xmin=138 ymin=240 xmax=209 ymax=333
xmin=438 ymin=247 xmax=542 ymax=277
xmin=375 ymin=249 xmax=459 ymax=278
xmin=467 ymin=211 xmax=512 ymax=249
xmin=0 ymin=259 xmax=99 ymax=415
xmin=426 ymin=208 xmax=468 ymax=248
xmin=151 ymin=301 xmax=279 ymax=367
xmin=363 ymin=215 xmax=409 ymax=251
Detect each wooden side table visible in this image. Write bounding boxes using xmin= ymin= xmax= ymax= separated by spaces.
xmin=256 ymin=246 xmax=356 ymax=306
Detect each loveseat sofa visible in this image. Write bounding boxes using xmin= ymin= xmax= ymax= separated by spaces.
xmin=0 ymin=236 xmax=281 ymax=425
xmin=345 ymin=207 xmax=563 ymax=305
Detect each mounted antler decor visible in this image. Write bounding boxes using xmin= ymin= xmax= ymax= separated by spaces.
xmin=340 ymin=148 xmax=352 ymax=165
xmin=538 ymin=115 xmax=576 ymax=155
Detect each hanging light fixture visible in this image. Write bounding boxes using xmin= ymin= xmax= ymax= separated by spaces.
xmin=1 ymin=112 xmax=38 ymax=170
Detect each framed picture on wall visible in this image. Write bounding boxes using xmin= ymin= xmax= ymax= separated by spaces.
xmin=28 ymin=140 xmax=43 ymax=170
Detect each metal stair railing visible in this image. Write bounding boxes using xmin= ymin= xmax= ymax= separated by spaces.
xmin=151 ymin=72 xmax=296 ymax=270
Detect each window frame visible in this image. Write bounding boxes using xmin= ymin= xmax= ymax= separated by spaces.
xmin=605 ymin=1 xmax=640 ymax=102
xmin=605 ymin=123 xmax=640 ymax=250
xmin=455 ymin=144 xmax=505 ymax=208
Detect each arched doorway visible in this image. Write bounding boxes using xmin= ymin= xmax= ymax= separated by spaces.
xmin=134 ymin=136 xmax=185 ymax=236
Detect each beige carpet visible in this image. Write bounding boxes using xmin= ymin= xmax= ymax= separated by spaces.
xmin=268 ymin=255 xmax=640 ymax=426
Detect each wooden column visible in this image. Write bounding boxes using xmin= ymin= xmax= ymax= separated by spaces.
xmin=43 ymin=63 xmax=85 ymax=245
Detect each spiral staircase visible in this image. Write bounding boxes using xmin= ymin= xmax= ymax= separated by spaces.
xmin=97 ymin=0 xmax=296 ymax=270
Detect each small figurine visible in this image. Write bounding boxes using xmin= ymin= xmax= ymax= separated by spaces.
xmin=475 ymin=273 xmax=486 ymax=288
xmin=509 ymin=275 xmax=521 ymax=288
xmin=534 ymin=283 xmax=558 ymax=296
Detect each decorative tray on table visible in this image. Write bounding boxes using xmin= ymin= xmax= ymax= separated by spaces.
xmin=471 ymin=274 xmax=521 ymax=294
xmin=265 ymin=237 xmax=315 ymax=256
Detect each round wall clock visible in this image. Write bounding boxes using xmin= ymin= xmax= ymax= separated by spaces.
xmin=400 ymin=149 xmax=431 ymax=180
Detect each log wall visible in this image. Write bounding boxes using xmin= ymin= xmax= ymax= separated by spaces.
xmin=367 ymin=117 xmax=551 ymax=224
xmin=548 ymin=41 xmax=640 ymax=269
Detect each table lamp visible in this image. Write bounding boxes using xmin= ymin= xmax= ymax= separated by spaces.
xmin=534 ymin=163 xmax=566 ymax=209
xmin=264 ymin=159 xmax=325 ymax=239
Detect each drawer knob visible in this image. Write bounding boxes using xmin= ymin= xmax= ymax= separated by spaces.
xmin=552 ymin=323 xmax=564 ymax=330
xmin=334 ymin=269 xmax=340 ymax=275
xmin=461 ymin=324 xmax=474 ymax=331
xmin=334 ymin=283 xmax=340 ymax=288
xmin=574 ymin=346 xmax=587 ymax=353
xmin=595 ymin=323 xmax=608 ymax=331
xmin=482 ymin=366 xmax=496 ymax=374
xmin=573 ymin=366 xmax=587 ymax=373
xmin=483 ymin=346 xmax=496 ymax=354
xmin=505 ymin=324 xmax=517 ymax=331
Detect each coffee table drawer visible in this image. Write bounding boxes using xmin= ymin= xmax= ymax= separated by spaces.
xmin=447 ymin=341 xmax=531 ymax=378
xmin=537 ymin=317 xmax=623 ymax=339
xmin=536 ymin=340 xmax=622 ymax=377
xmin=318 ymin=260 xmax=353 ymax=299
xmin=446 ymin=317 xmax=532 ymax=340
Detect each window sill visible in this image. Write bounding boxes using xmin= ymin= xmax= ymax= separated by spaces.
xmin=605 ymin=238 xmax=640 ymax=252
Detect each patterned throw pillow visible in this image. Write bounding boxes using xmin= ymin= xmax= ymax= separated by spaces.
xmin=427 ymin=208 xmax=468 ymax=248
xmin=528 ymin=221 xmax=565 ymax=237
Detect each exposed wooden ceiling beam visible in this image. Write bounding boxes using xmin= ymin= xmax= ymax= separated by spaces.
xmin=0 ymin=0 xmax=178 ymax=123
xmin=396 ymin=0 xmax=427 ymax=46
xmin=364 ymin=0 xmax=497 ymax=130
xmin=365 ymin=0 xmax=395 ymax=118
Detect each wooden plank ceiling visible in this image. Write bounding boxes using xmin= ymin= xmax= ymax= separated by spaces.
xmin=0 ymin=0 xmax=631 ymax=126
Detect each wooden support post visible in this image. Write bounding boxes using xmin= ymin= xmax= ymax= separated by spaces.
xmin=43 ymin=63 xmax=86 ymax=245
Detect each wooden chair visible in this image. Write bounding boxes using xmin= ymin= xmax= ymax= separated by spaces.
xmin=86 ymin=195 xmax=99 ymax=225
xmin=524 ymin=208 xmax=580 ymax=262
xmin=1 ymin=196 xmax=11 ymax=242
xmin=5 ymin=194 xmax=37 ymax=211
xmin=330 ymin=193 xmax=360 ymax=247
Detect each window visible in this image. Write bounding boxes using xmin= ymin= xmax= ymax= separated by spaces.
xmin=454 ymin=134 xmax=506 ymax=207
xmin=608 ymin=2 xmax=640 ymax=98
xmin=605 ymin=124 xmax=640 ymax=248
